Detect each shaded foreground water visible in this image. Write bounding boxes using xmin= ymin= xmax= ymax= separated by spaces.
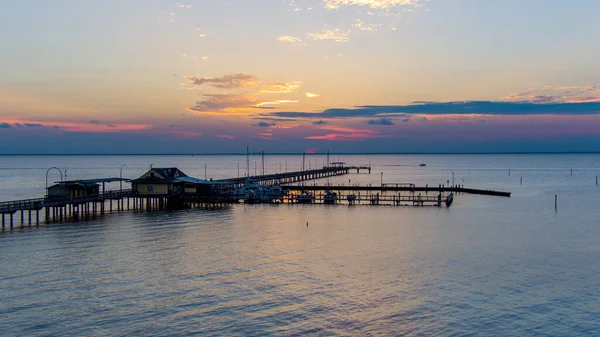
xmin=1 ymin=154 xmax=600 ymax=335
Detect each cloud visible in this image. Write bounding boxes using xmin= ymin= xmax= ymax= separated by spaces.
xmin=184 ymin=73 xmax=302 ymax=113
xmin=271 ymin=101 xmax=600 ymax=119
xmin=305 ymin=92 xmax=320 ymax=98
xmin=305 ymin=125 xmax=381 ymax=141
xmin=217 ymin=134 xmax=236 ymax=140
xmin=24 ymin=123 xmax=42 ymax=127
xmin=307 ymin=28 xmax=350 ymax=42
xmin=189 ymin=94 xmax=259 ymax=112
xmin=324 ymin=0 xmax=425 ymax=10
xmin=90 ymin=120 xmax=101 ymax=125
xmin=368 ymin=118 xmax=395 ymax=125
xmin=253 ymin=121 xmax=277 ymax=127
xmin=313 ymin=120 xmax=328 ymax=125
xmin=183 ymin=73 xmax=301 ymax=94
xmin=184 ymin=73 xmax=259 ymax=89
xmin=353 ymin=19 xmax=382 ymax=32
xmin=503 ymin=84 xmax=600 ymax=104
xmin=278 ymin=35 xmax=303 ymax=43
xmin=0 ymin=123 xmax=12 ymax=129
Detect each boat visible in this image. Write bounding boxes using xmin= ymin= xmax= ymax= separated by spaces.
xmin=323 ymin=190 xmax=338 ymax=204
xmin=419 ymin=163 xmax=426 ymax=167
xmin=296 ymin=191 xmax=314 ymax=204
xmin=233 ymin=180 xmax=287 ymax=203
xmin=445 ymin=192 xmax=454 ymax=207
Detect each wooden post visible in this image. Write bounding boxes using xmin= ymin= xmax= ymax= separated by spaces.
xmin=28 ymin=210 xmax=32 ymax=225
xmin=36 ymin=210 xmax=39 ymax=225
xmin=554 ymin=195 xmax=557 ymax=211
xmin=1 ymin=214 xmax=4 ymax=229
xmin=520 ymin=177 xmax=523 ymax=185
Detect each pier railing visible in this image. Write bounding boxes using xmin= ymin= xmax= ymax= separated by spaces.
xmin=0 ymin=190 xmax=133 ymax=213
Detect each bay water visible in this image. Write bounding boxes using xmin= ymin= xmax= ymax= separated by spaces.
xmin=1 ymin=154 xmax=599 ymax=336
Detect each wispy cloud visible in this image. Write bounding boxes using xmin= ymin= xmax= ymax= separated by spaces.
xmin=305 ymin=125 xmax=380 ymax=141
xmin=184 ymin=73 xmax=260 ymax=89
xmin=368 ymin=118 xmax=395 ymax=125
xmin=307 ymin=28 xmax=350 ymax=42
xmin=305 ymin=92 xmax=321 ymax=98
xmin=313 ymin=120 xmax=328 ymax=125
xmin=278 ymin=35 xmax=303 ymax=43
xmin=503 ymin=84 xmax=600 ymax=104
xmin=183 ymin=73 xmax=301 ymax=94
xmin=353 ymin=19 xmax=382 ymax=32
xmin=323 ymin=0 xmax=425 ymax=10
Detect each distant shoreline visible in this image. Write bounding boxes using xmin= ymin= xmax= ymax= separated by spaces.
xmin=1 ymin=152 xmax=599 ymax=156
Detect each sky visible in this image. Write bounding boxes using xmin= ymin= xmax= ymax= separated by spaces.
xmin=1 ymin=0 xmax=600 ymax=154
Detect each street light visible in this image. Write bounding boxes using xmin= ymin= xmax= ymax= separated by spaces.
xmin=236 ymin=161 xmax=240 ymax=178
xmin=452 ymin=172 xmax=455 ymax=187
xmin=254 ymin=160 xmax=257 ymax=176
xmin=202 ymin=162 xmax=207 ymax=180
xmin=381 ymin=172 xmax=383 ymax=186
xmin=120 ymin=164 xmax=126 ymax=195
xmin=45 ymin=167 xmax=63 ymax=197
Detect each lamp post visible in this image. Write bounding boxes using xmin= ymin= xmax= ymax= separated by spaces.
xmin=381 ymin=172 xmax=383 ymax=186
xmin=120 ymin=164 xmax=126 ymax=195
xmin=236 ymin=161 xmax=240 ymax=178
xmin=285 ymin=160 xmax=288 ymax=173
xmin=277 ymin=160 xmax=281 ymax=173
xmin=45 ymin=167 xmax=63 ymax=197
xmin=254 ymin=160 xmax=257 ymax=176
xmin=452 ymin=172 xmax=455 ymax=187
xmin=202 ymin=162 xmax=207 ymax=180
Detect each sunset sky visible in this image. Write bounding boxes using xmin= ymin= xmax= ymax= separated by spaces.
xmin=2 ymin=0 xmax=600 ymax=153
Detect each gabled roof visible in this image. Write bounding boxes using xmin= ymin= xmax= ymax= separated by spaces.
xmin=131 ymin=167 xmax=189 ymax=184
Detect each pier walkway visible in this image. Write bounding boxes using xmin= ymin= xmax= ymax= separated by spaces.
xmin=281 ymin=185 xmax=511 ymax=197
xmin=218 ymin=165 xmax=371 ymax=186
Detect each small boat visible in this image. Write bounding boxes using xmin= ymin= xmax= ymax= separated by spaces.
xmin=419 ymin=163 xmax=426 ymax=167
xmin=296 ymin=191 xmax=314 ymax=204
xmin=323 ymin=190 xmax=338 ymax=204
xmin=445 ymin=192 xmax=454 ymax=207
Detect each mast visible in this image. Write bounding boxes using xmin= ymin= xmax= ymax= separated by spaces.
xmin=246 ymin=146 xmax=250 ymax=177
xmin=302 ymin=152 xmax=306 ymax=171
xmin=262 ymin=151 xmax=265 ymax=176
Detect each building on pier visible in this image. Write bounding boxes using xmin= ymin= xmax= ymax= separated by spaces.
xmin=131 ymin=167 xmax=234 ymax=200
xmin=47 ymin=181 xmax=100 ymax=199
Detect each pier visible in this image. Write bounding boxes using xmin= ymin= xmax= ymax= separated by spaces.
xmin=217 ymin=164 xmax=371 ymax=187
xmin=281 ymin=184 xmax=512 ymax=197
xmin=0 ymin=163 xmax=511 ymax=229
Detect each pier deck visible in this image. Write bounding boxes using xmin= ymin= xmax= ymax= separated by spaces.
xmin=281 ymin=185 xmax=511 ymax=197
xmin=218 ymin=165 xmax=371 ymax=186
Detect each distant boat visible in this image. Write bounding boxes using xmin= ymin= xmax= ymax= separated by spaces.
xmin=419 ymin=163 xmax=427 ymax=167
xmin=296 ymin=191 xmax=314 ymax=204
xmin=323 ymin=190 xmax=338 ymax=205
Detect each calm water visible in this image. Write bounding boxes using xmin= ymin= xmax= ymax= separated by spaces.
xmin=1 ymin=154 xmax=599 ymax=336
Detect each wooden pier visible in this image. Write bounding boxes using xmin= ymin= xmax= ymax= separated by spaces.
xmin=217 ymin=165 xmax=371 ymax=187
xmin=281 ymin=184 xmax=512 ymax=197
